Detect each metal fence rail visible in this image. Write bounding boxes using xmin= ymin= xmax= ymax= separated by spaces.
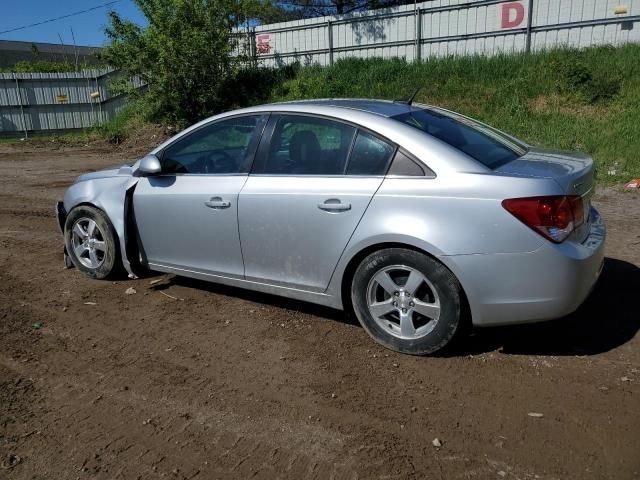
xmin=0 ymin=69 xmax=141 ymax=137
xmin=251 ymin=0 xmax=640 ymax=66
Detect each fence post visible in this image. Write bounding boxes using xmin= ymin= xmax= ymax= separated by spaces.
xmin=415 ymin=7 xmax=422 ymax=62
xmin=87 ymin=76 xmax=96 ymax=127
xmin=525 ymin=0 xmax=534 ymax=52
xmin=13 ymin=74 xmax=28 ymax=139
xmin=327 ymin=20 xmax=334 ymax=66
xmin=95 ymin=76 xmax=103 ymax=125
xmin=248 ymin=28 xmax=257 ymax=67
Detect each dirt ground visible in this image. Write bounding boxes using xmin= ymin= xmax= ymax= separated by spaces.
xmin=1 ymin=145 xmax=639 ymax=480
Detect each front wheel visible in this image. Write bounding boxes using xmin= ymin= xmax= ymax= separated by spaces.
xmin=64 ymin=205 xmax=120 ymax=279
xmin=351 ymin=248 xmax=463 ymax=355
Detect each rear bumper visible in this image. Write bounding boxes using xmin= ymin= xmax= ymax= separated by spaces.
xmin=442 ymin=207 xmax=606 ymax=327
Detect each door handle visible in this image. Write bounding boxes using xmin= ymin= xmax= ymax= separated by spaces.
xmin=204 ymin=197 xmax=231 ymax=209
xmin=317 ymin=199 xmax=351 ymax=212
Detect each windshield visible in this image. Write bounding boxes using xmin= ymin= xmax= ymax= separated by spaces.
xmin=392 ymin=107 xmax=527 ymax=169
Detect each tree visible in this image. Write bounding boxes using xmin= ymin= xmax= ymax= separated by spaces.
xmin=271 ymin=0 xmax=415 ymax=17
xmin=244 ymin=0 xmax=304 ymax=23
xmin=102 ymin=0 xmax=249 ymax=125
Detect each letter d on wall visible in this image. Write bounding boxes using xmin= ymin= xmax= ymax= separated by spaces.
xmin=501 ymin=2 xmax=525 ymax=28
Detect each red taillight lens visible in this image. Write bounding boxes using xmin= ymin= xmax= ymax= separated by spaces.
xmin=502 ymin=196 xmax=584 ymax=243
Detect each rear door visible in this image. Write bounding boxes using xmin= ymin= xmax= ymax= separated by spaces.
xmin=133 ymin=114 xmax=267 ymax=277
xmin=238 ymin=114 xmax=395 ymax=291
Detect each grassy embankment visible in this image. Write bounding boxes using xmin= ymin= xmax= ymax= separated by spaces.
xmin=272 ymin=44 xmax=640 ymax=182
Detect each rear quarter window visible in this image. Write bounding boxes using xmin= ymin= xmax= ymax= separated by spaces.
xmin=387 ymin=150 xmax=434 ymax=177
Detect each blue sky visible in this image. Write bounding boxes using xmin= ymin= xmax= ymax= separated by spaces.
xmin=1 ymin=0 xmax=148 ymax=47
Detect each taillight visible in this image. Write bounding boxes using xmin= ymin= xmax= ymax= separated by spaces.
xmin=502 ymin=196 xmax=584 ymax=243
xmin=568 ymin=196 xmax=585 ymax=226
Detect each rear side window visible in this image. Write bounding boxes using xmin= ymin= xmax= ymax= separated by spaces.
xmin=254 ymin=115 xmax=356 ymax=175
xmin=392 ymin=108 xmax=527 ymax=169
xmin=346 ymin=131 xmax=395 ymax=175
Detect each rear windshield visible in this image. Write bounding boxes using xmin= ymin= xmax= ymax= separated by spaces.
xmin=392 ymin=107 xmax=527 ymax=169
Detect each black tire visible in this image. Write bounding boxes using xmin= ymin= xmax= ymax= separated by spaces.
xmin=64 ymin=205 xmax=120 ymax=280
xmin=351 ymin=248 xmax=462 ymax=355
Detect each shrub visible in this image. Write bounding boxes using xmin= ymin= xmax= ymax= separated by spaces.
xmin=94 ymin=100 xmax=149 ymax=144
xmin=102 ymin=0 xmax=248 ymax=127
xmin=583 ymin=73 xmax=622 ymax=103
xmin=550 ymin=52 xmax=621 ymax=104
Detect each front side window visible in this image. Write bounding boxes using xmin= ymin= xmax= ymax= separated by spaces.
xmin=162 ymin=115 xmax=265 ymax=174
xmin=255 ymin=115 xmax=356 ymax=175
xmin=392 ymin=108 xmax=527 ymax=169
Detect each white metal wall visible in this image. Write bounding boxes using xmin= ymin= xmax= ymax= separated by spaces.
xmin=253 ymin=0 xmax=640 ymax=66
xmin=531 ymin=0 xmax=640 ymax=50
xmin=0 ymin=70 xmax=138 ymax=136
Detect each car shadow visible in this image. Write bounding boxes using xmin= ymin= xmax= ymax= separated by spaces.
xmin=153 ymin=275 xmax=360 ymax=327
xmin=447 ymin=257 xmax=640 ymax=357
xmin=151 ymin=256 xmax=638 ymax=356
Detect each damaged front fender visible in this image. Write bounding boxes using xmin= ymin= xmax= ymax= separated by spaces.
xmin=62 ymin=172 xmax=141 ymax=277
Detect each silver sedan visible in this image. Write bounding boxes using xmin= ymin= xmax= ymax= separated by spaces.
xmin=56 ymin=99 xmax=606 ymax=355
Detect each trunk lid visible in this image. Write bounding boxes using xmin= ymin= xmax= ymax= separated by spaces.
xmin=495 ymin=147 xmax=595 ymax=195
xmin=495 ymin=147 xmax=595 ymax=242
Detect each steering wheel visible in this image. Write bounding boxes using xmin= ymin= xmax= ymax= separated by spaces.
xmin=203 ymin=150 xmax=236 ymax=173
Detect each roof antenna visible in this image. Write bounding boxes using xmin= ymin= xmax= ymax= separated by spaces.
xmin=394 ymin=87 xmax=422 ymax=106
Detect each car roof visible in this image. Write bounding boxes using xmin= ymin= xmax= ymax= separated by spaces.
xmin=267 ymin=98 xmax=425 ymax=118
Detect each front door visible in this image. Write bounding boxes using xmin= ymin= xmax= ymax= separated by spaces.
xmin=134 ymin=114 xmax=267 ymax=277
xmin=238 ymin=114 xmax=395 ymax=291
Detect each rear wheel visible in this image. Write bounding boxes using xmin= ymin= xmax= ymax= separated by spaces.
xmin=351 ymin=248 xmax=462 ymax=355
xmin=64 ymin=205 xmax=120 ymax=279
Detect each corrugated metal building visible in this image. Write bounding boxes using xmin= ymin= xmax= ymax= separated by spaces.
xmin=0 ymin=69 xmax=137 ymax=136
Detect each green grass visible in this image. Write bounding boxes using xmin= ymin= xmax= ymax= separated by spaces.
xmin=93 ymin=100 xmax=151 ymax=144
xmin=270 ymin=44 xmax=640 ymax=182
xmin=0 ymin=130 xmax=96 ymax=146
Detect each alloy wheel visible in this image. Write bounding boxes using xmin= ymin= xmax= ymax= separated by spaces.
xmin=366 ymin=265 xmax=441 ymax=340
xmin=70 ymin=217 xmax=107 ymax=269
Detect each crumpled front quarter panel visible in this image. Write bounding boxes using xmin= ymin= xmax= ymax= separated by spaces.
xmin=63 ymin=175 xmax=139 ymax=274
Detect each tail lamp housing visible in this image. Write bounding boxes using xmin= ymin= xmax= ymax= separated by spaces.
xmin=502 ymin=196 xmax=585 ymax=243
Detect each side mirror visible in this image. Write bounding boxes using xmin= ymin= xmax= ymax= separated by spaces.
xmin=138 ymin=154 xmax=162 ymax=175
